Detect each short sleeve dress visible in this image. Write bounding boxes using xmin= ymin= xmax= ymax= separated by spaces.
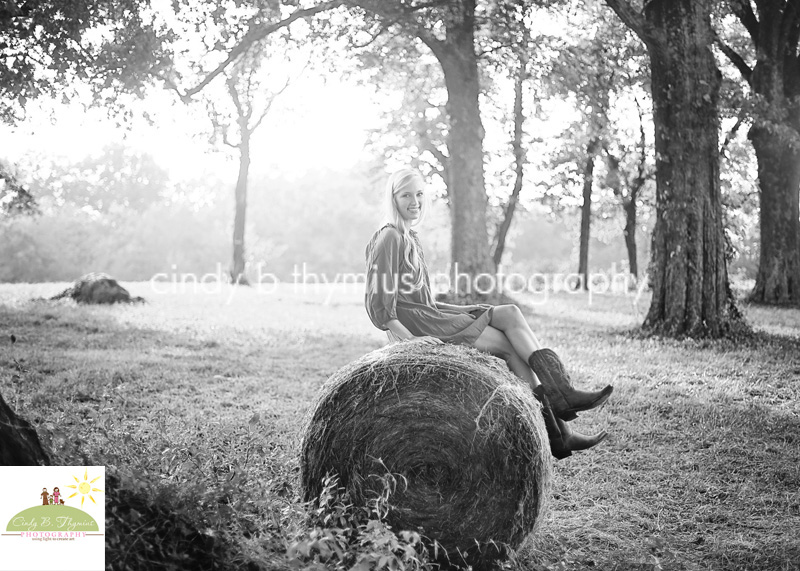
xmin=364 ymin=223 xmax=494 ymax=345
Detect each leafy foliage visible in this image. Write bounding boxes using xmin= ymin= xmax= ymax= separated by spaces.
xmin=26 ymin=143 xmax=170 ymax=214
xmin=0 ymin=160 xmax=37 ymax=216
xmin=0 ymin=0 xmax=172 ymax=122
xmin=288 ymin=475 xmax=435 ymax=571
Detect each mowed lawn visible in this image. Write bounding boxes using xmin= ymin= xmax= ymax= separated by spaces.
xmin=0 ymin=282 xmax=798 ymax=570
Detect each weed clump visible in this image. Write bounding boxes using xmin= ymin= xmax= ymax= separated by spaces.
xmin=289 ymin=474 xmax=435 ymax=571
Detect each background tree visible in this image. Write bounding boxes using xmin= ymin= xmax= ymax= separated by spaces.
xmin=480 ymin=0 xmax=541 ymax=271
xmin=543 ymin=6 xmax=651 ymax=289
xmin=359 ymin=38 xmax=451 ymax=190
xmin=29 ymin=143 xmax=169 ymax=214
xmin=0 ymin=161 xmax=37 ymax=216
xmin=602 ymin=99 xmax=654 ymax=281
xmin=715 ymin=0 xmax=800 ymax=305
xmin=149 ymin=1 xmax=341 ymax=285
xmin=349 ymin=0 xmax=497 ymax=283
xmin=604 ymin=0 xmax=743 ymax=337
xmin=205 ymin=41 xmax=298 ymax=285
xmin=352 ymin=0 xmax=562 ymax=286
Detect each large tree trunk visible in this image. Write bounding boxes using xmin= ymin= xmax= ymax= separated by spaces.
xmin=578 ymin=139 xmax=600 ymax=290
xmin=744 ymin=10 xmax=800 ymax=306
xmin=436 ymin=0 xmax=493 ymax=283
xmin=749 ymin=127 xmax=800 ymax=304
xmin=640 ymin=0 xmax=740 ymax=337
xmin=352 ymin=0 xmax=493 ymax=297
xmin=0 ymin=392 xmax=50 ymax=465
xmin=231 ymin=132 xmax=250 ymax=286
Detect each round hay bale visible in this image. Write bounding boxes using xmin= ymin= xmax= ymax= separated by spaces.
xmin=51 ymin=273 xmax=145 ymax=304
xmin=300 ymin=343 xmax=552 ymax=570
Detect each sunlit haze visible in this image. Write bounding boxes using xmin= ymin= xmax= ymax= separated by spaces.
xmin=1 ymin=74 xmax=383 ymax=184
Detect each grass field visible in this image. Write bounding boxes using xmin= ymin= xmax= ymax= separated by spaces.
xmin=1 ymin=282 xmax=799 ymax=570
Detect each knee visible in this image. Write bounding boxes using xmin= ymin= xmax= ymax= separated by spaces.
xmin=475 ymin=329 xmax=514 ymax=361
xmin=499 ymin=304 xmax=525 ymax=326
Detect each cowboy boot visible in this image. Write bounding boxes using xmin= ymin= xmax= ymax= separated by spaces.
xmin=528 ymin=348 xmax=613 ymax=421
xmin=532 ymin=386 xmax=608 ymax=459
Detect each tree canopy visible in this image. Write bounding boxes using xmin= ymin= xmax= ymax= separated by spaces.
xmin=0 ymin=0 xmax=171 ymax=121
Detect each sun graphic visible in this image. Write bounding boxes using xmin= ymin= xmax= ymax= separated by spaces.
xmin=66 ymin=468 xmax=103 ymax=508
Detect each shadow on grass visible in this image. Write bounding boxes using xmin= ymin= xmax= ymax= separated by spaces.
xmin=0 ymin=301 xmax=364 ymax=571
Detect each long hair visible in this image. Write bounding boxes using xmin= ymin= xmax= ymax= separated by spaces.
xmin=384 ymin=168 xmax=428 ymax=291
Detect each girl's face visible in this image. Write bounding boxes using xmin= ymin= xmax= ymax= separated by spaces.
xmin=394 ymin=178 xmax=425 ymax=222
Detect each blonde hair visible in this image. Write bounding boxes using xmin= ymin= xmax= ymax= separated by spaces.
xmin=384 ymin=168 xmax=428 ymax=291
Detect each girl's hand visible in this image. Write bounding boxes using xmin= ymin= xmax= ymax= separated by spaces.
xmin=408 ymin=336 xmax=444 ymax=345
xmin=461 ymin=303 xmax=492 ymax=313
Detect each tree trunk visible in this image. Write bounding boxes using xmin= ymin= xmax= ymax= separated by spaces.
xmin=436 ymin=0 xmax=493 ymax=284
xmin=641 ymin=0 xmax=740 ymax=337
xmin=231 ymin=132 xmax=250 ymax=286
xmin=351 ymin=0 xmax=494 ymax=298
xmin=577 ymin=139 xmax=599 ymax=290
xmin=748 ymin=127 xmax=800 ymax=304
xmin=604 ymin=148 xmax=642 ymax=281
xmin=0 ymin=392 xmax=50 ymax=465
xmin=623 ymin=197 xmax=638 ymax=279
xmin=743 ymin=6 xmax=800 ymax=306
xmin=493 ymin=56 xmax=526 ymax=270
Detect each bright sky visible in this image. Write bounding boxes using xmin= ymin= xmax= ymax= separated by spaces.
xmin=0 ymin=70 xmax=383 ymax=184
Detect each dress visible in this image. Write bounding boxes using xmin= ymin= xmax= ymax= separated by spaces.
xmin=364 ymin=223 xmax=494 ymax=345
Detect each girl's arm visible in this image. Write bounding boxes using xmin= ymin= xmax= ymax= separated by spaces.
xmin=435 ymin=301 xmax=469 ymax=312
xmin=385 ymin=319 xmax=415 ymax=340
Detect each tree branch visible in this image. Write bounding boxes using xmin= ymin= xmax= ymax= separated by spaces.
xmin=226 ymin=73 xmax=246 ymax=125
xmin=720 ymin=110 xmax=747 ymax=159
xmin=630 ymin=96 xmax=650 ymax=201
xmin=350 ymin=22 xmax=391 ymax=48
xmin=349 ymin=0 xmax=447 ymax=60
xmin=728 ymin=0 xmax=760 ymax=43
xmin=178 ymin=0 xmax=341 ymax=100
xmin=602 ymin=0 xmax=655 ymax=48
xmin=222 ymin=130 xmax=240 ymax=149
xmin=715 ymin=34 xmax=753 ymax=84
xmin=251 ymin=74 xmax=291 ymax=133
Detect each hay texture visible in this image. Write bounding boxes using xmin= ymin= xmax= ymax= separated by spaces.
xmin=51 ymin=273 xmax=144 ymax=304
xmin=300 ymin=342 xmax=552 ymax=570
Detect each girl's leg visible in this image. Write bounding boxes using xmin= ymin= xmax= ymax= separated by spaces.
xmin=471 ymin=325 xmax=607 ymax=458
xmin=471 ymin=325 xmax=540 ymax=389
xmin=489 ymin=304 xmax=543 ymax=358
xmin=489 ymin=304 xmax=613 ymax=419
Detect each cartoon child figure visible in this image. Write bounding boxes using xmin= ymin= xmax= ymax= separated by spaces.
xmin=41 ymin=488 xmax=49 ymax=506
xmin=52 ymin=487 xmax=60 ymax=505
xmin=49 ymin=496 xmax=53 ymax=505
